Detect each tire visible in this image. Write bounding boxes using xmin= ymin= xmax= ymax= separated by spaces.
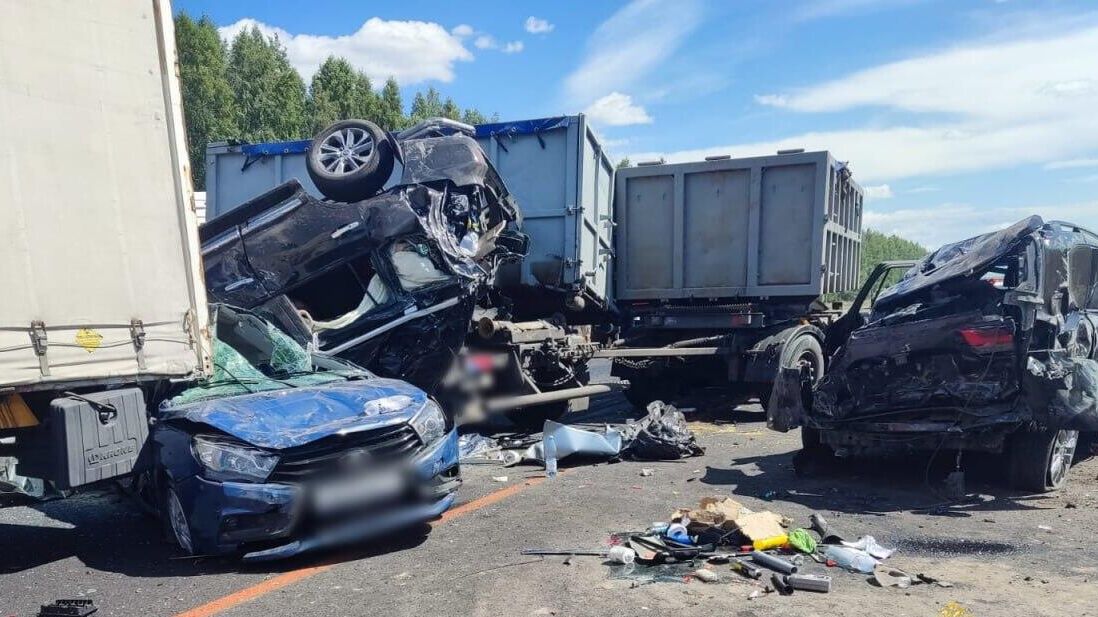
xmin=163 ymin=485 xmax=195 ymax=555
xmin=617 ymin=366 xmax=680 ymax=409
xmin=781 ymin=334 xmax=825 ymax=383
xmin=307 ymin=119 xmax=395 ymax=202
xmin=1008 ymin=428 xmax=1079 ymax=492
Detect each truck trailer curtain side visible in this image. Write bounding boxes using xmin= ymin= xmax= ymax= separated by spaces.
xmin=0 ymin=0 xmax=210 ymax=389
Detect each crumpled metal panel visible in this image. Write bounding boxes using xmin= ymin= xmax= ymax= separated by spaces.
xmin=159 ymin=378 xmax=429 ymax=449
xmin=875 ymin=215 xmax=1043 ymax=314
xmin=1026 ymin=352 xmax=1098 ymax=431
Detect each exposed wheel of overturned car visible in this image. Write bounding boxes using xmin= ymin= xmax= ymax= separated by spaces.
xmin=780 ymin=334 xmax=827 ymax=454
xmin=1008 ymin=428 xmax=1079 ymax=492
xmin=306 ymin=119 xmax=395 ymax=202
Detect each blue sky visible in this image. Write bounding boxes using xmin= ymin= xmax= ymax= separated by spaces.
xmin=176 ymin=0 xmax=1098 ymax=248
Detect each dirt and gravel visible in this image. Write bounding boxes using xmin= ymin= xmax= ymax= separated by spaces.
xmin=2 ymin=389 xmax=1097 ymax=617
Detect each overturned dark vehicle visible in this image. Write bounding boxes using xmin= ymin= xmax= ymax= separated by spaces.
xmin=770 ymin=216 xmax=1098 ymax=491
xmin=200 ymin=119 xmax=526 ymax=404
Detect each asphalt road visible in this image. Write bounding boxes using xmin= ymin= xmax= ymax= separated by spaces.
xmin=2 ymin=392 xmax=1097 ymax=617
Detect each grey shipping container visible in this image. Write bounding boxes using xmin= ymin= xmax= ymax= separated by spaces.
xmin=614 ymin=150 xmax=862 ymax=301
xmin=205 ymin=138 xmax=315 ymax=219
xmin=474 ymin=115 xmax=614 ymax=307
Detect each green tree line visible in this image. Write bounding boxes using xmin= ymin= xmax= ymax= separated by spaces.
xmin=175 ymin=14 xmax=495 ymax=189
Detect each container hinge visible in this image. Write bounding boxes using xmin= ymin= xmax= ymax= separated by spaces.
xmin=130 ymin=319 xmax=147 ymax=371
xmin=566 ymin=205 xmax=584 ymax=215
xmin=599 ymin=214 xmax=617 ymax=228
xmin=29 ymin=321 xmax=49 ymax=377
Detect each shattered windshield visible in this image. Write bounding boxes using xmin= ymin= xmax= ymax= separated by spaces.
xmin=167 ymin=306 xmax=364 ymax=406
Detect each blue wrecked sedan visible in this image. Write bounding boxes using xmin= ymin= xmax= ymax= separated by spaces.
xmin=141 ymin=304 xmax=459 ymax=561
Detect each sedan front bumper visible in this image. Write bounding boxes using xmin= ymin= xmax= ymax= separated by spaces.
xmin=174 ymin=428 xmax=460 ymax=558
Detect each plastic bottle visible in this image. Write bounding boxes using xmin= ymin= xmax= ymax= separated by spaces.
xmin=606 ymin=546 xmax=636 ymax=564
xmin=822 ymin=545 xmax=877 ymax=574
xmin=544 ymin=435 xmax=558 ymax=478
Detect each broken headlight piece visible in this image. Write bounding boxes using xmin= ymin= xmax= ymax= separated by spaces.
xmin=192 ymin=435 xmax=279 ymax=482
xmin=409 ymin=400 xmax=446 ymax=445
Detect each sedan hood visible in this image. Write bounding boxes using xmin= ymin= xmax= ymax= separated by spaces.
xmin=160 ymin=378 xmax=429 ymax=449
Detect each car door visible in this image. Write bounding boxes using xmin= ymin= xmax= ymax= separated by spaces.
xmin=1067 ymin=238 xmax=1098 ymax=360
xmin=241 ymin=190 xmax=370 ymax=294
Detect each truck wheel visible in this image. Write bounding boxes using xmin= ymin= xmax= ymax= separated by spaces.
xmin=782 ymin=334 xmax=824 ymax=383
xmin=505 ymin=402 xmax=568 ymax=431
xmin=307 ymin=119 xmax=395 ymax=202
xmin=1008 ymin=429 xmax=1078 ymax=492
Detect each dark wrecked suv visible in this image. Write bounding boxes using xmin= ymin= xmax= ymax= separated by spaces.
xmin=770 ymin=216 xmax=1098 ymax=491
xmin=144 ymin=304 xmax=458 ymax=561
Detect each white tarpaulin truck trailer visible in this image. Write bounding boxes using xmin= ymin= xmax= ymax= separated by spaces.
xmin=0 ymin=0 xmax=209 ymax=491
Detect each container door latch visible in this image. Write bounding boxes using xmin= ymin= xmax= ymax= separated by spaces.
xmin=29 ymin=321 xmax=49 ymax=377
xmin=130 ymin=319 xmax=147 ymax=371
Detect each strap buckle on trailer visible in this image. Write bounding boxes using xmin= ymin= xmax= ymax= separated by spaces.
xmin=130 ymin=319 xmax=147 ymax=371
xmin=29 ymin=320 xmax=49 ymax=377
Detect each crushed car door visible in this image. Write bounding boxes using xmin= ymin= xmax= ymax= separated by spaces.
xmin=824 ymin=260 xmax=917 ymax=359
xmin=241 ymin=184 xmax=371 ymax=294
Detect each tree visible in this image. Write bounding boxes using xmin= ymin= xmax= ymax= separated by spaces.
xmin=175 ymin=13 xmax=236 ymax=190
xmin=460 ymin=108 xmax=488 ymax=125
xmin=409 ymin=86 xmax=444 ymax=122
xmin=307 ymin=56 xmax=379 ymax=132
xmin=616 ymin=157 xmax=633 ymax=169
xmin=441 ymin=97 xmax=461 ymax=121
xmin=226 ymin=26 xmax=308 ymax=143
xmin=377 ymin=77 xmax=405 ymax=130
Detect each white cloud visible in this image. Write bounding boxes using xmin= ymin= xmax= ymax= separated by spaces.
xmin=908 ymin=186 xmax=941 ymax=194
xmin=636 ymin=24 xmax=1098 ymax=182
xmin=1045 ymin=157 xmax=1098 ymax=170
xmin=451 ymin=24 xmax=474 ymax=38
xmin=865 ymin=201 xmax=1098 ymax=248
xmin=794 ymin=0 xmax=922 ymax=21
xmin=585 ymin=92 xmax=653 ymax=126
xmin=863 ymin=184 xmax=893 ymax=199
xmin=218 ymin=18 xmax=473 ymax=84
xmin=473 ymin=34 xmax=523 ymax=53
xmin=564 ymin=0 xmax=702 ymax=105
xmin=525 ymin=16 xmax=554 ymax=34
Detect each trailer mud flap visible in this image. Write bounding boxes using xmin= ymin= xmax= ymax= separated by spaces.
xmin=767 ymin=366 xmax=811 ymax=432
xmin=1025 ymin=352 xmax=1098 ymax=431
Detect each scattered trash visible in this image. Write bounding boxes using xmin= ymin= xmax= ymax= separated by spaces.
xmin=752 ymin=551 xmax=798 ymax=574
xmin=692 ymin=568 xmax=720 ymax=583
xmin=809 ymin=512 xmax=845 ymax=544
xmin=639 ymin=468 xmax=655 ymax=477
xmin=787 ymin=528 xmax=817 ymax=554
xmin=491 ymin=476 xmax=509 ymax=482
xmin=730 ymin=558 xmax=763 ymax=579
xmin=458 ymin=433 xmax=500 ymax=461
xmin=822 ymin=545 xmax=877 ymax=574
xmin=874 ymin=564 xmax=913 ymax=589
xmin=1037 ymin=524 xmax=1053 ymax=532
xmin=38 ymin=600 xmax=97 ymax=617
xmin=841 ymin=535 xmax=895 ymax=560
xmin=939 ymin=600 xmax=972 ymax=617
xmin=771 ymin=572 xmax=794 ymax=595
xmin=607 ymin=546 xmax=637 ymax=565
xmin=752 ymin=534 xmax=789 ymax=551
xmin=785 ymin=573 xmax=831 ymax=593
xmin=621 ymin=401 xmax=705 ymax=460
xmin=544 ymin=435 xmax=558 ymax=479
xmin=916 ymin=573 xmax=954 ymax=588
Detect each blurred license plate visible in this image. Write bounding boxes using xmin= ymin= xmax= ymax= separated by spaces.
xmin=311 ymin=470 xmax=406 ymax=514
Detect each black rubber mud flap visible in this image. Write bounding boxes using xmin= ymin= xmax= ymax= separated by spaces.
xmin=767 ymin=366 xmax=809 ymax=432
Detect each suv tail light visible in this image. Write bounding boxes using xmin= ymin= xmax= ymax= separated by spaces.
xmin=958 ymin=326 xmax=1014 ymax=350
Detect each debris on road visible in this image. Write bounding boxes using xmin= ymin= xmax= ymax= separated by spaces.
xmin=620 ymin=401 xmax=705 ymax=460
xmin=37 ymin=599 xmax=97 ymax=617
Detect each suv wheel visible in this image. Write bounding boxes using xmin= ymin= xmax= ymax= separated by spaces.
xmin=1008 ymin=428 xmax=1078 ymax=492
xmin=306 ymin=119 xmax=395 ymax=202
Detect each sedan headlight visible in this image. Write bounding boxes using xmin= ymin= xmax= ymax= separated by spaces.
xmin=192 ymin=435 xmax=279 ymax=482
xmin=409 ymin=400 xmax=447 ymax=445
